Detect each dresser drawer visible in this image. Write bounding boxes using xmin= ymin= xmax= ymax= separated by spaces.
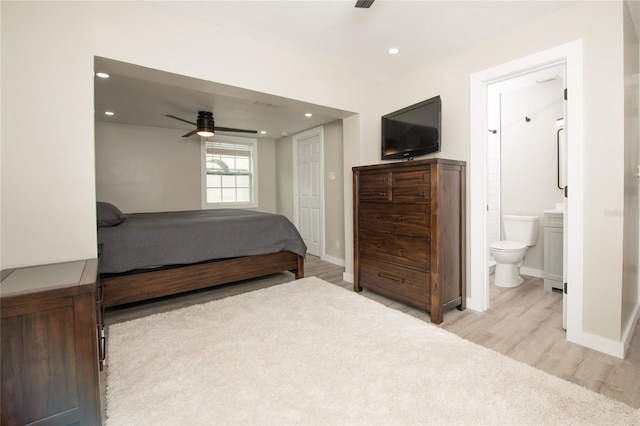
xmin=359 ymin=203 xmax=430 ymax=236
xmin=357 ymin=172 xmax=391 ymax=201
xmin=358 ymin=229 xmax=430 ymax=270
xmin=392 ymin=170 xmax=430 ymax=203
xmin=359 ymin=257 xmax=430 ymax=309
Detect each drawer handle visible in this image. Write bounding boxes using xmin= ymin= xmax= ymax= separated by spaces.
xmin=393 ymin=191 xmax=426 ymax=197
xmin=377 ymin=177 xmax=386 ymax=182
xmin=397 ymin=216 xmax=405 ymax=221
xmin=377 ymin=272 xmax=405 ymax=284
xmin=360 ymin=192 xmax=386 ymax=197
xmin=98 ymin=326 xmax=106 ymax=370
xmin=376 ymin=243 xmax=382 ymax=248
xmin=398 ymin=247 xmax=405 ymax=254
xmin=394 ymin=175 xmax=426 ymax=182
xmin=377 ymin=214 xmax=382 ymax=219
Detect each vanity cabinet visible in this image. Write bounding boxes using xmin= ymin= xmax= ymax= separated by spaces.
xmin=353 ymin=158 xmax=466 ymax=324
xmin=1 ymin=259 xmax=102 ymax=426
xmin=543 ymin=211 xmax=564 ymax=291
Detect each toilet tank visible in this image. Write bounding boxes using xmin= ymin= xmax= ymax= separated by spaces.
xmin=503 ymin=215 xmax=539 ymax=246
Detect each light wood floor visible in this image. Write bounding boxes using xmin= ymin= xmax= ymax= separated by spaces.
xmin=105 ymin=255 xmax=640 ymax=409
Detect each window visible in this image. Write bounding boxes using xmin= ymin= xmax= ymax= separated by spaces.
xmin=201 ymin=136 xmax=258 ymax=208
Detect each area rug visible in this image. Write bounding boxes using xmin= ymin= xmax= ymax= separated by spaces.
xmin=105 ymin=276 xmax=639 ymax=425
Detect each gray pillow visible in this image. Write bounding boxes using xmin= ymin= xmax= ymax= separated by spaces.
xmin=96 ymin=202 xmax=127 ymax=227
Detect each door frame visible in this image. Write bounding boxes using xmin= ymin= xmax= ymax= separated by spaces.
xmin=469 ymin=40 xmax=585 ymax=345
xmin=293 ymin=126 xmax=325 ymax=258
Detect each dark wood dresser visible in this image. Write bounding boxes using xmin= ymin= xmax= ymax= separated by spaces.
xmin=353 ymin=158 xmax=466 ymax=324
xmin=1 ymin=259 xmax=102 ymax=426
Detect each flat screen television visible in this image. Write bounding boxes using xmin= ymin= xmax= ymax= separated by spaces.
xmin=381 ymin=95 xmax=441 ymax=160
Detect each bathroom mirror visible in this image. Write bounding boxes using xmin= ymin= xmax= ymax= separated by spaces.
xmin=557 ymin=127 xmax=567 ymax=189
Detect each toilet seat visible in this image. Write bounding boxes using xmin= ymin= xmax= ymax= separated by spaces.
xmin=489 ymin=240 xmax=527 ymax=252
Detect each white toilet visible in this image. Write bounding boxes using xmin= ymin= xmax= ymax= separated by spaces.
xmin=489 ymin=215 xmax=539 ymax=288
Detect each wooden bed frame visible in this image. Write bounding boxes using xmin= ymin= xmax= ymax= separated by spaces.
xmin=101 ymin=251 xmax=304 ymax=308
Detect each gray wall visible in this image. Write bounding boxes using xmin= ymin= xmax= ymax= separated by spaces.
xmin=322 ymin=120 xmax=345 ymax=261
xmin=95 ymin=121 xmax=277 ymax=214
xmin=275 ymin=133 xmax=294 ymax=221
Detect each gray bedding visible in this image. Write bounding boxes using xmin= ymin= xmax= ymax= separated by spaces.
xmin=97 ymin=209 xmax=307 ymax=274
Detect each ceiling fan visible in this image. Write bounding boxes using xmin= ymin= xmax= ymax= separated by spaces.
xmin=166 ymin=111 xmax=257 ymax=138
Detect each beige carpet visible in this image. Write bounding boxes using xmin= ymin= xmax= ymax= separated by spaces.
xmin=105 ymin=276 xmax=639 ymax=425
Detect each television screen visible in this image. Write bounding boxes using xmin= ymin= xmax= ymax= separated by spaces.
xmin=381 ymin=96 xmax=441 ymax=160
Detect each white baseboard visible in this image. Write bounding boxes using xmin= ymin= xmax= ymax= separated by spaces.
xmin=622 ymin=302 xmax=640 ymax=357
xmin=321 ymin=254 xmax=345 ymax=267
xmin=343 ymin=272 xmax=354 ymax=283
xmin=520 ymin=266 xmax=544 ymax=279
xmin=465 ymin=297 xmax=484 ymax=313
xmin=578 ymin=331 xmax=625 ymax=359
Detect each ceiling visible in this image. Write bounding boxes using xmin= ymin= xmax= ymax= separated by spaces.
xmin=95 ymin=0 xmax=623 ymax=140
xmin=94 ymin=57 xmax=352 ymax=140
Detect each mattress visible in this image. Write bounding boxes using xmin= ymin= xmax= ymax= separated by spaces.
xmin=97 ymin=208 xmax=307 ymax=274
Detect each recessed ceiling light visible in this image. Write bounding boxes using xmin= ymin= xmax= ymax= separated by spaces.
xmin=260 ymin=130 xmax=267 ymax=135
xmin=305 ymin=113 xmax=313 ymax=117
xmin=105 ymin=111 xmax=114 ymax=116
xmin=96 ymin=72 xmax=110 ymax=79
xmin=388 ymin=47 xmax=399 ymax=55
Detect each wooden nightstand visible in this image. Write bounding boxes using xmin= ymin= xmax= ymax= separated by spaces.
xmin=1 ymin=259 xmax=101 ymax=426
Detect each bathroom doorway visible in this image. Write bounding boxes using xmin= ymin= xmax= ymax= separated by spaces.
xmin=469 ymin=40 xmax=585 ymax=346
xmin=486 ymin=65 xmax=566 ymax=279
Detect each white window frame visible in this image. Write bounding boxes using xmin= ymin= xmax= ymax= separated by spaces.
xmin=200 ymin=134 xmax=259 ymax=209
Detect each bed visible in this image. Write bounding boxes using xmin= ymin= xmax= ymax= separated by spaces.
xmin=96 ymin=202 xmax=307 ymax=308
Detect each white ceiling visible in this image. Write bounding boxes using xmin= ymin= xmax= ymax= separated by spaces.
xmin=94 ymin=57 xmax=352 ymax=139
xmin=95 ymin=0 xmax=622 ymax=140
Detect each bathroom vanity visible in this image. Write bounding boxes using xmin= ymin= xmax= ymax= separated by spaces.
xmin=543 ymin=210 xmax=564 ymax=291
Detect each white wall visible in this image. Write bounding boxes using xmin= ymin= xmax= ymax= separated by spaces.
xmin=366 ymin=1 xmax=628 ymax=344
xmin=1 ymin=1 xmax=373 ymax=269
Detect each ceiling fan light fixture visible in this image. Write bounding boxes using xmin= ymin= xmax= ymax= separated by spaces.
xmin=197 ymin=130 xmax=214 ymax=137
xmin=196 ymin=111 xmax=215 ymax=137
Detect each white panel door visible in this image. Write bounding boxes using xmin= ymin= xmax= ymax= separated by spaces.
xmin=298 ymin=132 xmax=321 ymax=256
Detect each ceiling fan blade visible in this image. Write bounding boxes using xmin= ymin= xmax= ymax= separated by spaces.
xmin=166 ymin=114 xmax=197 ymax=126
xmin=213 ymin=126 xmax=258 ymax=134
xmin=182 ymin=129 xmax=198 ymax=138
xmin=355 ymin=0 xmax=374 ymax=8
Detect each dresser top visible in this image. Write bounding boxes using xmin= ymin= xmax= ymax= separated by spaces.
xmin=1 ymin=259 xmax=97 ymax=301
xmin=352 ymin=157 xmax=466 ymax=172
